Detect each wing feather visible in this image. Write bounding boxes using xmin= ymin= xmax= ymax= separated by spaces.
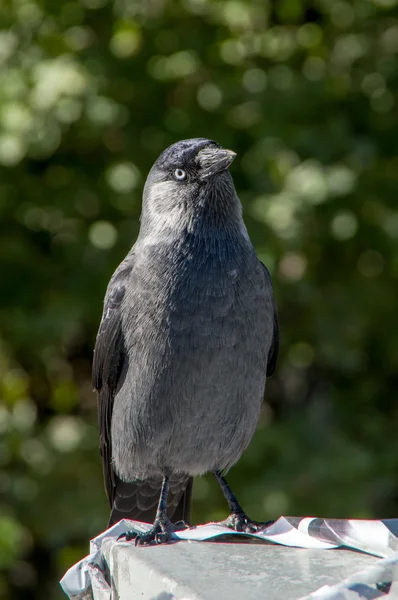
xmin=260 ymin=262 xmax=279 ymax=377
xmin=93 ymin=260 xmax=133 ymax=506
xmin=93 ymin=255 xmax=193 ymax=524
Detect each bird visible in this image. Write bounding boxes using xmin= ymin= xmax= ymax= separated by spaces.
xmin=92 ymin=138 xmax=279 ymax=545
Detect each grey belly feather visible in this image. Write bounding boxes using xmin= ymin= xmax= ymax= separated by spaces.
xmin=111 ymin=236 xmax=273 ymax=482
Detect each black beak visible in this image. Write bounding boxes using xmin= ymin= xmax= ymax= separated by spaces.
xmin=197 ymin=147 xmax=237 ymax=181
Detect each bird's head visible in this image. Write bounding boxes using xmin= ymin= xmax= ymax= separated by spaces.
xmin=140 ymin=138 xmax=240 ymax=235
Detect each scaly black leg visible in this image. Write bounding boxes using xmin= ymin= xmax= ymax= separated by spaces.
xmin=214 ymin=471 xmax=272 ymax=533
xmin=120 ymin=475 xmax=187 ymax=546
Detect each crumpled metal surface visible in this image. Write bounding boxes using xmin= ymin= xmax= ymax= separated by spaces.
xmin=60 ymin=517 xmax=398 ymax=600
xmin=298 ymin=553 xmax=398 ymax=599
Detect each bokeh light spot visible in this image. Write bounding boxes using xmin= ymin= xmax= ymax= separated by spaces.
xmin=220 ymin=39 xmax=245 ymax=64
xmin=362 ymin=72 xmax=385 ymax=96
xmin=382 ymin=213 xmax=398 ymax=238
xmin=1 ymin=103 xmax=33 ymax=133
xmin=0 ymin=135 xmax=25 ymax=166
xmin=327 ymin=165 xmax=356 ymax=197
xmin=86 ymin=96 xmax=120 ymax=125
xmin=20 ymin=439 xmax=52 ymax=474
xmin=0 ymin=32 xmax=18 ymax=64
xmin=330 ymin=3 xmax=355 ymax=28
xmin=228 ymin=101 xmax=262 ymax=128
xmin=106 ymin=162 xmax=140 ymax=193
xmin=12 ymin=401 xmax=37 ymax=433
xmin=65 ymin=26 xmax=94 ymax=51
xmin=279 ymin=252 xmax=307 ymax=281
xmin=242 ymin=68 xmax=267 ymax=93
xmin=149 ymin=51 xmax=199 ymax=80
xmin=381 ymin=25 xmax=398 ymax=53
xmin=47 ymin=416 xmax=86 ymax=452
xmin=297 ymin=23 xmax=323 ymax=48
xmin=110 ymin=29 xmax=141 ymax=58
xmin=331 ymin=211 xmax=358 ymax=240
xmin=89 ymin=221 xmax=118 ymax=249
xmin=197 ymin=83 xmax=222 ymax=111
xmin=286 ymin=161 xmax=327 ymax=204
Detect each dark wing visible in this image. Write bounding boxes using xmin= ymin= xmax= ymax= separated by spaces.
xmin=266 ymin=308 xmax=279 ymax=377
xmin=260 ymin=262 xmax=279 ymax=377
xmin=93 ymin=259 xmax=133 ymax=506
xmin=93 ymin=254 xmax=193 ymax=526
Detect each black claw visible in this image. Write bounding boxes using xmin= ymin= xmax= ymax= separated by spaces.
xmin=213 ymin=471 xmax=275 ymax=535
xmin=155 ymin=532 xmax=171 ymax=544
xmin=173 ymin=520 xmax=189 ymax=531
xmin=136 ymin=526 xmax=162 ymax=545
xmin=117 ymin=529 xmax=139 ymax=542
xmin=133 ymin=527 xmax=161 ymax=546
xmin=219 ymin=512 xmax=272 ymax=534
xmin=118 ymin=516 xmax=183 ymax=546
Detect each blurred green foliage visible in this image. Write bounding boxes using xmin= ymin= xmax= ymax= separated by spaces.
xmin=1 ymin=0 xmax=398 ymax=597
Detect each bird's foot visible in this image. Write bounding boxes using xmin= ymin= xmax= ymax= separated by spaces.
xmin=174 ymin=520 xmax=190 ymax=531
xmin=219 ymin=511 xmax=271 ymax=534
xmin=119 ymin=517 xmax=189 ymax=546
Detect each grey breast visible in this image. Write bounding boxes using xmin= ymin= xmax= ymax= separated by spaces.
xmin=111 ymin=230 xmax=273 ymax=481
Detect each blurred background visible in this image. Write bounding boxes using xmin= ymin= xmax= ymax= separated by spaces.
xmin=1 ymin=0 xmax=398 ymax=597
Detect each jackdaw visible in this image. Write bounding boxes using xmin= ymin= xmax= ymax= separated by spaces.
xmin=93 ymin=138 xmax=278 ymax=545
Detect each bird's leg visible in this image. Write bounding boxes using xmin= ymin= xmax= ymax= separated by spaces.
xmin=121 ymin=475 xmax=187 ymax=546
xmin=213 ymin=471 xmax=271 ymax=533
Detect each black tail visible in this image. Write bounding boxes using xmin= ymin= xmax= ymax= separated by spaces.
xmin=108 ymin=475 xmax=193 ymax=527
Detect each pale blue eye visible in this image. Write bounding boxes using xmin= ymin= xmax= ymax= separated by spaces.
xmin=174 ymin=168 xmax=186 ymax=181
